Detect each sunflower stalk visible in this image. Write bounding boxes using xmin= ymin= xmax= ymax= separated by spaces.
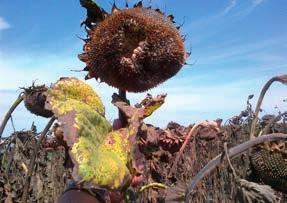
xmin=0 ymin=94 xmax=24 ymax=139
xmin=21 ymin=116 xmax=56 ymax=203
xmin=185 ymin=133 xmax=287 ymax=201
xmin=250 ymin=75 xmax=287 ymax=139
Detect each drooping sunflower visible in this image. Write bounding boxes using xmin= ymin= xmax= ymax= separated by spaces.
xmin=79 ymin=0 xmax=190 ymax=92
xmin=23 ymin=84 xmax=54 ymax=118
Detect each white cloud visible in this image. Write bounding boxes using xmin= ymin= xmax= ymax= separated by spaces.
xmin=0 ymin=17 xmax=10 ymax=30
xmin=185 ymin=0 xmax=237 ymax=33
xmin=193 ymin=37 xmax=287 ymax=65
xmin=185 ymin=0 xmax=266 ymax=43
xmin=0 ymin=30 xmax=286 ymax=131
xmin=0 ymin=46 xmax=84 ymax=90
xmin=2 ymin=72 xmax=286 ymax=131
xmin=223 ymin=0 xmax=237 ymax=14
xmin=235 ymin=0 xmax=265 ymax=17
xmin=252 ymin=0 xmax=264 ymax=7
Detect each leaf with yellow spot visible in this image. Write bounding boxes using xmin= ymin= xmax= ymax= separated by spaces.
xmin=45 ymin=78 xmax=131 ymax=189
xmin=138 ymin=94 xmax=167 ymax=118
xmin=46 ymin=77 xmax=105 ymax=116
xmin=44 ymin=78 xmax=166 ymax=190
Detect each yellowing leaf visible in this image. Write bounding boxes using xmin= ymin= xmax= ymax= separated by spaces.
xmin=46 ymin=77 xmax=105 ymax=116
xmin=45 ymin=77 xmax=132 ymax=189
xmin=138 ymin=94 xmax=167 ymax=118
xmin=45 ymin=79 xmax=166 ymax=190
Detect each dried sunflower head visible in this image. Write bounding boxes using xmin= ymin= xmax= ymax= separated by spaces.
xmin=250 ymin=143 xmax=287 ymax=193
xmin=79 ymin=0 xmax=189 ymax=92
xmin=23 ymin=84 xmax=54 ymax=118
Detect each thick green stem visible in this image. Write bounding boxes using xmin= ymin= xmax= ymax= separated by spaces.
xmin=0 ymin=95 xmax=24 ymax=139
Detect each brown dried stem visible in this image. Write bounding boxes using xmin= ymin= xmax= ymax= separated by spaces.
xmin=0 ymin=94 xmax=24 ymax=139
xmin=118 ymin=89 xmax=128 ymax=127
xmin=185 ymin=133 xmax=287 ymax=201
xmin=223 ymin=142 xmax=237 ymax=178
xmin=250 ymin=75 xmax=287 ymax=139
xmin=169 ymin=121 xmax=220 ymax=176
xmin=168 ymin=123 xmax=201 ymax=176
xmin=21 ymin=116 xmax=56 ymax=203
xmin=262 ymin=111 xmax=287 ymax=135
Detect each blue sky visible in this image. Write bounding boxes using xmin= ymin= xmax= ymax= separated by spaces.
xmin=0 ymin=0 xmax=286 ymax=136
